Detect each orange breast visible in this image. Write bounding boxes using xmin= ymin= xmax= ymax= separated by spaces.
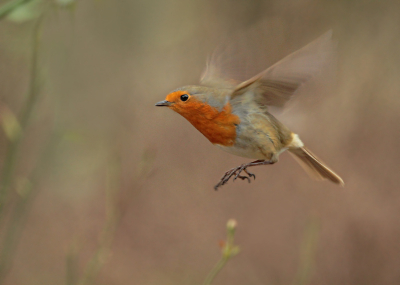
xmin=173 ymin=100 xmax=240 ymax=146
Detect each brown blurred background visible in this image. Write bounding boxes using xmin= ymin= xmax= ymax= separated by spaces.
xmin=0 ymin=0 xmax=400 ymax=284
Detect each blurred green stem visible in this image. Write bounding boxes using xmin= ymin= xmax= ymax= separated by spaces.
xmin=293 ymin=217 xmax=320 ymax=285
xmin=0 ymin=0 xmax=35 ymax=20
xmin=203 ymin=219 xmax=239 ymax=285
xmin=0 ymin=132 xmax=58 ymax=285
xmin=0 ymin=16 xmax=43 ymax=285
xmin=76 ymin=159 xmax=122 ymax=285
xmin=0 ymin=178 xmax=33 ymax=284
xmin=0 ymin=17 xmax=42 ymax=219
xmin=65 ymin=238 xmax=80 ymax=285
xmin=203 ymin=256 xmax=230 ymax=285
xmin=67 ymin=149 xmax=155 ymax=285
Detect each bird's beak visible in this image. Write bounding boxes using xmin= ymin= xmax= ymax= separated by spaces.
xmin=155 ymin=100 xmax=172 ymax=107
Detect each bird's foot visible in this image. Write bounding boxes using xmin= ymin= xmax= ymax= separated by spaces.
xmin=214 ymin=163 xmax=258 ymax=190
xmin=214 ymin=160 xmax=274 ymax=190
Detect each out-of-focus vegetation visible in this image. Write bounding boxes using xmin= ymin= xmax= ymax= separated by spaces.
xmin=0 ymin=0 xmax=400 ymax=284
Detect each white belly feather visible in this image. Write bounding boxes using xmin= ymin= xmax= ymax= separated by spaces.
xmin=214 ymin=133 xmax=303 ymax=160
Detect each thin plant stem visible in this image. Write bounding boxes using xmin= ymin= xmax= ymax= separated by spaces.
xmin=0 ymin=16 xmax=44 ymax=285
xmin=67 ymin=149 xmax=155 ymax=285
xmin=203 ymin=219 xmax=239 ymax=285
xmin=0 ymin=132 xmax=58 ymax=285
xmin=293 ymin=217 xmax=320 ymax=285
xmin=203 ymin=256 xmax=230 ymax=285
xmin=65 ymin=236 xmax=80 ymax=285
xmin=76 ymin=159 xmax=122 ymax=285
xmin=0 ymin=181 xmax=33 ymax=284
xmin=0 ymin=17 xmax=43 ymax=219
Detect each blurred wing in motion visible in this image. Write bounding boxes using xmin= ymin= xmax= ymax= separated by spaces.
xmin=230 ymin=31 xmax=336 ymax=108
xmin=200 ymin=45 xmax=241 ymax=89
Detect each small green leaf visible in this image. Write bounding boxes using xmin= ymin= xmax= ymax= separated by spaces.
xmin=0 ymin=106 xmax=21 ymax=141
xmin=6 ymin=0 xmax=43 ymax=23
xmin=15 ymin=177 xmax=32 ymax=198
xmin=61 ymin=130 xmax=85 ymax=142
xmin=55 ymin=0 xmax=75 ymax=8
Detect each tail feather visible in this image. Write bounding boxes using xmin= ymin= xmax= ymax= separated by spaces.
xmin=288 ymin=147 xmax=344 ymax=186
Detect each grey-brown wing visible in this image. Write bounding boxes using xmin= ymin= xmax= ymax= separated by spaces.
xmin=200 ymin=45 xmax=241 ymax=89
xmin=231 ymin=31 xmax=335 ymax=108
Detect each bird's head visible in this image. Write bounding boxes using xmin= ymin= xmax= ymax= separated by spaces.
xmin=155 ymin=85 xmax=239 ymax=146
xmin=155 ymin=86 xmax=214 ymax=117
xmin=155 ymin=89 xmax=191 ymax=108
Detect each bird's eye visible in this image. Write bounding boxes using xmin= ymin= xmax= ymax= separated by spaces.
xmin=180 ymin=94 xmax=189 ymax=101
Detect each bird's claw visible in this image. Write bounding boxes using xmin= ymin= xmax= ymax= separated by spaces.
xmin=245 ymin=169 xmax=256 ymax=180
xmin=214 ymin=164 xmax=256 ymax=190
xmin=233 ymin=174 xmax=250 ymax=182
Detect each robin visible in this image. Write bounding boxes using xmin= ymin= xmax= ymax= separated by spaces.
xmin=156 ymin=31 xmax=344 ymax=190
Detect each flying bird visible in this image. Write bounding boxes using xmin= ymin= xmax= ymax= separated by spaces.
xmin=156 ymin=31 xmax=344 ymax=190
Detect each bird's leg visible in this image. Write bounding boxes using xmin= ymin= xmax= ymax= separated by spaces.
xmin=214 ymin=160 xmax=274 ymax=190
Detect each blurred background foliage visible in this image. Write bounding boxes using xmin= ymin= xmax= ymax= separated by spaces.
xmin=0 ymin=0 xmax=400 ymax=284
